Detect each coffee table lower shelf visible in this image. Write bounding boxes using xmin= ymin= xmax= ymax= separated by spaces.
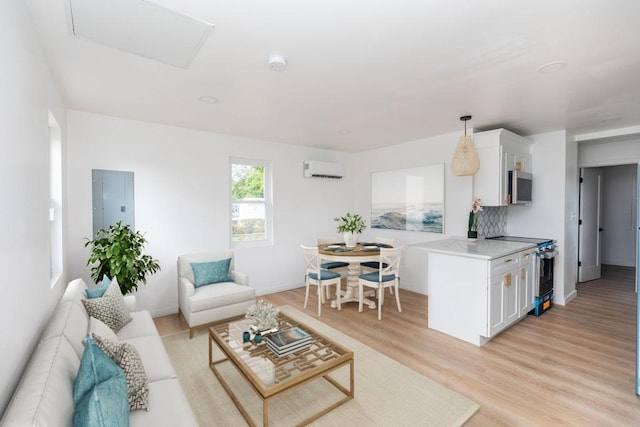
xmin=209 ymin=355 xmax=354 ymax=427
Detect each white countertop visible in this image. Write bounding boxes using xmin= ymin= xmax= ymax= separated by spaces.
xmin=412 ymin=237 xmax=536 ymax=260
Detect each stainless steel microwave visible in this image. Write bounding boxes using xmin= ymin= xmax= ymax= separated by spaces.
xmin=508 ymin=170 xmax=532 ymax=204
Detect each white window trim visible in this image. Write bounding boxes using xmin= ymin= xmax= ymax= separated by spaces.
xmin=230 ymin=157 xmax=273 ymax=247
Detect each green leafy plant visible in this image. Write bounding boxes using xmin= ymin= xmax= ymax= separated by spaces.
xmin=334 ymin=212 xmax=366 ymax=234
xmin=85 ymin=221 xmax=161 ymax=295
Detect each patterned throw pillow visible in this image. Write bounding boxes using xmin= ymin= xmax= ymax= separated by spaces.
xmin=92 ymin=333 xmax=150 ymax=412
xmin=82 ymin=282 xmax=132 ymax=333
xmin=190 ymin=258 xmax=232 ymax=287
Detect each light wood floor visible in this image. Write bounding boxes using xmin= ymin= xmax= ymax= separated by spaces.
xmin=155 ymin=266 xmax=640 ymax=425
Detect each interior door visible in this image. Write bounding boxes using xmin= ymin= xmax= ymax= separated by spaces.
xmin=636 ymin=165 xmax=640 ymax=396
xmin=579 ymin=167 xmax=602 ymax=282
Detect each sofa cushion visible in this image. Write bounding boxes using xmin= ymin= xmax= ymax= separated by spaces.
xmin=73 ymin=335 xmax=129 ymax=427
xmin=115 ymin=311 xmax=158 ymax=341
xmin=41 ymin=300 xmax=90 ymax=358
xmin=0 ymin=337 xmax=80 ymax=427
xmin=82 ymin=282 xmax=132 ymax=333
xmin=90 ymin=316 xmax=118 ymax=342
xmin=191 ymin=258 xmax=232 ymax=287
xmin=92 ymin=333 xmax=149 ymax=412
xmin=125 ymin=336 xmax=177 ymax=382
xmin=129 ymin=379 xmax=198 ymax=427
xmin=188 ymin=282 xmax=256 ymax=313
xmin=61 ymin=278 xmax=88 ymax=303
xmin=85 ymin=276 xmax=111 ymax=299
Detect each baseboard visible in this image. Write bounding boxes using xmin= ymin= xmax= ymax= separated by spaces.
xmin=554 ymin=289 xmax=577 ymax=306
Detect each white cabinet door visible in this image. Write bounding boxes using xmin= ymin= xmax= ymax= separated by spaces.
xmin=518 ymin=250 xmax=536 ymax=316
xmin=504 ymin=270 xmax=519 ymax=326
xmin=488 ymin=254 xmax=520 ymax=337
xmin=488 ymin=273 xmax=506 ymax=337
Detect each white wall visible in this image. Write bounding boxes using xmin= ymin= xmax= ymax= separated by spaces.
xmin=507 ymin=131 xmax=579 ymax=305
xmin=602 ymin=165 xmax=637 ymax=267
xmin=66 ymin=111 xmax=353 ymax=316
xmin=0 ymin=0 xmax=67 ymax=415
xmin=352 ymin=131 xmax=472 ymax=294
xmin=579 ymin=135 xmax=640 ymax=167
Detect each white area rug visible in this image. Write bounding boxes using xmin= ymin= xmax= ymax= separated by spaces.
xmin=162 ymin=305 xmax=479 ymax=426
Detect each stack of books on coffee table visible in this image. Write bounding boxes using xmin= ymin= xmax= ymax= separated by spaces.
xmin=266 ymin=326 xmax=312 ymax=357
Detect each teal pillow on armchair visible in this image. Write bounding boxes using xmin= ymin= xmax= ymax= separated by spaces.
xmin=191 ymin=258 xmax=232 ymax=287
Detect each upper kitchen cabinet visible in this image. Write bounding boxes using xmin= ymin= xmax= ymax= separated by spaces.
xmin=472 ymin=129 xmax=532 ymax=206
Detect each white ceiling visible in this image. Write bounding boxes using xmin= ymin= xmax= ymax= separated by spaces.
xmin=25 ymin=0 xmax=640 ymax=152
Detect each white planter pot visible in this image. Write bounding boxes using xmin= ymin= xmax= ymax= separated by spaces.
xmin=343 ymin=232 xmax=358 ymax=248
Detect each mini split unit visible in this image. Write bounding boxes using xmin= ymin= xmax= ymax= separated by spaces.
xmin=303 ymin=160 xmax=344 ymax=179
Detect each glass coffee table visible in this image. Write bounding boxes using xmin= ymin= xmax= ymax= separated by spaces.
xmin=208 ymin=313 xmax=354 ymax=426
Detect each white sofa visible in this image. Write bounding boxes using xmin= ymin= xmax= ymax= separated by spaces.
xmin=178 ymin=251 xmax=256 ymax=338
xmin=0 ymin=278 xmax=197 ymax=427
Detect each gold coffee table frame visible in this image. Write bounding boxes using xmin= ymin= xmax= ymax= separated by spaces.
xmin=208 ymin=313 xmax=354 ymax=426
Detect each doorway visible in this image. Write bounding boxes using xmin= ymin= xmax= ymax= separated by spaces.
xmin=92 ymin=169 xmax=135 ymax=237
xmin=578 ymin=164 xmax=637 ymax=282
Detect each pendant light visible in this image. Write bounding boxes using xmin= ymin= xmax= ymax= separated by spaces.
xmin=450 ymin=115 xmax=480 ymax=176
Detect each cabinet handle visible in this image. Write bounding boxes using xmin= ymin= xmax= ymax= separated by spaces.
xmin=504 ymin=258 xmax=513 ymax=263
xmin=521 ymin=267 xmax=526 ymax=280
xmin=504 ymin=273 xmax=512 ymax=288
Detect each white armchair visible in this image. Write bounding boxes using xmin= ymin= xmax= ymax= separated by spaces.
xmin=178 ymin=251 xmax=256 ymax=338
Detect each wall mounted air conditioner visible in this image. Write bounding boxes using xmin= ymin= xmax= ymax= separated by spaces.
xmin=303 ymin=160 xmax=344 ymax=179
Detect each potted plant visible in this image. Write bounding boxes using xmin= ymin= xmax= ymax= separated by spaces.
xmin=468 ymin=198 xmax=483 ymax=240
xmin=85 ymin=221 xmax=161 ymax=295
xmin=334 ymin=212 xmax=366 ymax=247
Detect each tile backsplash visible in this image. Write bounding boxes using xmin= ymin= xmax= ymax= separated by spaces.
xmin=477 ymin=206 xmax=506 ymax=238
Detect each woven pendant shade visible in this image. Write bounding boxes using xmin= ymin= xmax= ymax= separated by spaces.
xmin=450 ymin=116 xmax=480 ymax=176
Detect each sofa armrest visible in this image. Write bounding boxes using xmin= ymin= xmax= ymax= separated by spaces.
xmin=123 ymin=294 xmax=137 ymax=312
xmin=230 ymin=271 xmax=249 ymax=286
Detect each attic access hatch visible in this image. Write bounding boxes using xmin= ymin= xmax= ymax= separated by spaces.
xmin=66 ymin=0 xmax=214 ymax=68
xmin=303 ymin=161 xmax=344 ymax=179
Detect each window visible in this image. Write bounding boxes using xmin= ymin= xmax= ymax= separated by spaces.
xmin=49 ymin=111 xmax=63 ymax=287
xmin=230 ymin=159 xmax=272 ymax=244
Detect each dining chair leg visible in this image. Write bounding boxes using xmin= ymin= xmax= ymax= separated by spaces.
xmin=394 ymin=283 xmax=402 ymax=312
xmin=317 ymin=285 xmax=322 ymax=316
xmin=358 ymin=283 xmax=364 ymax=313
xmin=336 ymin=281 xmax=341 ymax=311
xmin=377 ymin=286 xmax=384 ymax=320
xmin=303 ymin=277 xmax=310 ymax=309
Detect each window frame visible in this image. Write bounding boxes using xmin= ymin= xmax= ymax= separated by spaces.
xmin=229 ymin=157 xmax=273 ymax=247
xmin=48 ymin=111 xmax=63 ymax=288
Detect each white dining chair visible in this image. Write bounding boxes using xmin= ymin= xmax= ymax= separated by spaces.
xmin=302 ymin=245 xmax=342 ymax=316
xmin=358 ymin=246 xmax=403 ymax=320
xmin=360 ymin=237 xmax=396 ymax=295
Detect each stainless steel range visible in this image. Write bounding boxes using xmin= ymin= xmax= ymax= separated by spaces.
xmin=487 ymin=236 xmax=558 ymax=315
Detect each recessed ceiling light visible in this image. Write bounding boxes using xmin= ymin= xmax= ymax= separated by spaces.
xmin=267 ymin=54 xmax=287 ymax=72
xmin=337 ymin=130 xmax=352 ymax=135
xmin=199 ymin=96 xmax=218 ymax=104
xmin=537 ymin=61 xmax=568 ymax=74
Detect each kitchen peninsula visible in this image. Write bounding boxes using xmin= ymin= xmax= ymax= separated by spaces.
xmin=413 ymin=238 xmax=538 ymax=346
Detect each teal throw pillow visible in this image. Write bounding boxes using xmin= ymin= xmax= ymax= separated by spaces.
xmin=191 ymin=258 xmax=232 ymax=287
xmin=85 ymin=276 xmax=112 ymax=299
xmin=73 ymin=335 xmax=129 ymax=427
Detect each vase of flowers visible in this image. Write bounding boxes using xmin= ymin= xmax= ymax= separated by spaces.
xmin=334 ymin=212 xmax=366 ymax=248
xmin=468 ymin=198 xmax=483 ymax=240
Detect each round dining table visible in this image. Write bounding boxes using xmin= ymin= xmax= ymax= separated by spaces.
xmin=319 ymin=243 xmax=387 ymax=309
